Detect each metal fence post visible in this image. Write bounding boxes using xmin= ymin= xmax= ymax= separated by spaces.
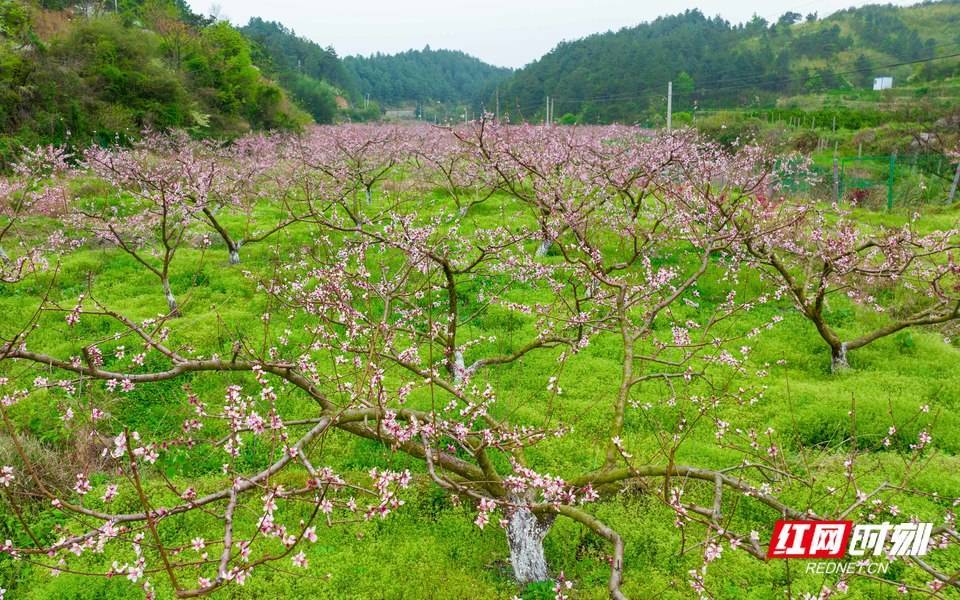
xmin=833 ymin=157 xmax=840 ymax=204
xmin=887 ymin=152 xmax=896 ymax=211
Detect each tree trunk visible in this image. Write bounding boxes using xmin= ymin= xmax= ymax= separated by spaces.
xmin=830 ymin=342 xmax=849 ymax=373
xmin=451 ymin=350 xmax=466 ymax=384
xmin=505 ymin=501 xmax=554 ymax=585
xmin=162 ymin=277 xmax=181 ymax=318
xmin=365 ymin=186 xmax=373 ymax=204
xmin=535 ymin=240 xmax=552 ymax=257
xmin=201 ymin=207 xmax=241 ymax=265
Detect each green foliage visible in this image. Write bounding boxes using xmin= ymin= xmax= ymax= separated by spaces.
xmin=272 ymin=73 xmax=336 ymax=124
xmin=343 ymin=45 xmax=512 ymax=107
xmin=344 ymin=99 xmax=382 ymax=123
xmin=241 ymin=17 xmax=356 ymax=97
xmin=0 ymin=172 xmax=957 ymax=599
xmin=240 ymin=18 xmax=356 ymax=122
xmin=0 ymin=0 xmax=30 ymax=39
xmin=186 ymin=21 xmax=296 ymax=130
xmin=500 ymin=2 xmax=960 ymax=124
xmin=0 ymin=13 xmax=193 ymax=157
xmin=674 ymin=71 xmax=695 ymax=110
xmin=0 ymin=3 xmax=306 ymax=163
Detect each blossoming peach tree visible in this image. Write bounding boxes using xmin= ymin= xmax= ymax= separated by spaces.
xmin=740 ymin=199 xmax=960 ymax=371
xmin=0 ymin=124 xmax=957 ymax=599
xmin=0 ymin=144 xmax=73 ymax=283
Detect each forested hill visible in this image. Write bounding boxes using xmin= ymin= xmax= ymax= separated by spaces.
xmin=343 ymin=47 xmax=512 ymax=106
xmin=4 ymin=0 xmax=960 ymax=149
xmin=500 ymin=1 xmax=960 ymax=124
xmin=240 ymin=18 xmax=366 ymax=124
xmin=0 ymin=0 xmax=316 ymax=163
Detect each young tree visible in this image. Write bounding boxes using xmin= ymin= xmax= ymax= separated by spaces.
xmin=412 ymin=125 xmax=501 ymax=218
xmin=2 ymin=127 xmax=959 ymax=600
xmin=77 ymin=133 xmax=207 ymax=316
xmin=291 ymin=124 xmax=406 ymax=214
xmin=0 ymin=144 xmax=72 ymax=282
xmin=0 ymin=297 xmax=412 ymax=597
xmin=143 ymin=0 xmax=195 ymax=70
xmin=455 ymin=119 xmax=628 ymax=257
xmin=742 ymin=202 xmax=960 ymax=371
xmin=183 ymin=132 xmax=301 ymax=265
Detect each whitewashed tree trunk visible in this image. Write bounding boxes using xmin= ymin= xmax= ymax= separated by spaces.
xmin=505 ymin=500 xmax=554 ymax=584
xmin=201 ymin=207 xmax=241 ymax=265
xmin=831 ymin=342 xmax=849 ymax=373
xmin=452 ymin=350 xmax=466 ymax=384
xmin=535 ymin=240 xmax=552 ymax=257
xmin=162 ymin=277 xmax=180 ymax=317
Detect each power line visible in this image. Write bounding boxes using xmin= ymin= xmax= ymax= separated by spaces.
xmin=690 ymin=40 xmax=960 ymax=94
xmin=537 ymin=47 xmax=960 ymax=108
xmin=496 ymin=1 xmax=959 ymax=117
xmin=551 ymin=40 xmax=960 ymax=104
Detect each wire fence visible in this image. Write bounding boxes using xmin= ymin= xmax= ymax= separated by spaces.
xmin=779 ymin=153 xmax=960 ymax=209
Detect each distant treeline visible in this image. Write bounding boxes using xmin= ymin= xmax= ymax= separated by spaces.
xmin=343 ymin=47 xmax=512 ymax=107
xmin=4 ymin=0 xmax=960 ymax=158
xmin=499 ymin=3 xmax=960 ymax=123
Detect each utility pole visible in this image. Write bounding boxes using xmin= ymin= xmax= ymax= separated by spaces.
xmin=495 ymin=87 xmax=500 ymax=122
xmin=545 ymin=96 xmax=550 ymax=126
xmin=666 ymin=81 xmax=673 ymax=133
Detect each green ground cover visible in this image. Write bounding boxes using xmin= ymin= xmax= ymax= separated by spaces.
xmin=1 ymin=188 xmax=959 ymax=599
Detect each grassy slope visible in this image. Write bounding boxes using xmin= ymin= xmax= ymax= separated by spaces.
xmin=707 ymin=2 xmax=960 ymax=116
xmin=776 ymin=2 xmax=960 ymax=113
xmin=1 ymin=190 xmax=959 ymax=599
xmin=783 ymin=1 xmax=960 ymax=73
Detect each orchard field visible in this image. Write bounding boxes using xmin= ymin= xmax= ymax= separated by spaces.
xmin=0 ymin=123 xmax=959 ymax=600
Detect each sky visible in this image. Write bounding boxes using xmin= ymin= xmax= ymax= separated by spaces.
xmin=203 ymin=0 xmax=921 ymax=69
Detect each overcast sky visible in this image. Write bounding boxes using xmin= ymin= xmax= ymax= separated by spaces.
xmin=203 ymin=0 xmax=921 ymax=68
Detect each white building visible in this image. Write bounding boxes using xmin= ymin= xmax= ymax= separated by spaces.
xmin=873 ymin=77 xmax=893 ymax=91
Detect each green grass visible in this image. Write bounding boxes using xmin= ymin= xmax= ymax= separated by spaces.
xmin=1 ymin=191 xmax=959 ymax=599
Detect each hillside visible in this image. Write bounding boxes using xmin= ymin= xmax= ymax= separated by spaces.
xmin=241 ymin=18 xmax=367 ymax=124
xmin=0 ymin=0 xmax=310 ymax=164
xmin=499 ymin=1 xmax=960 ymax=124
xmin=4 ymin=1 xmax=960 ymax=145
xmin=343 ymin=46 xmax=512 ymax=108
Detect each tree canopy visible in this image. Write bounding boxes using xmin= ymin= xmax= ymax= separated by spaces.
xmin=343 ymin=46 xmax=511 ymax=106
xmin=499 ymin=3 xmax=958 ymax=124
